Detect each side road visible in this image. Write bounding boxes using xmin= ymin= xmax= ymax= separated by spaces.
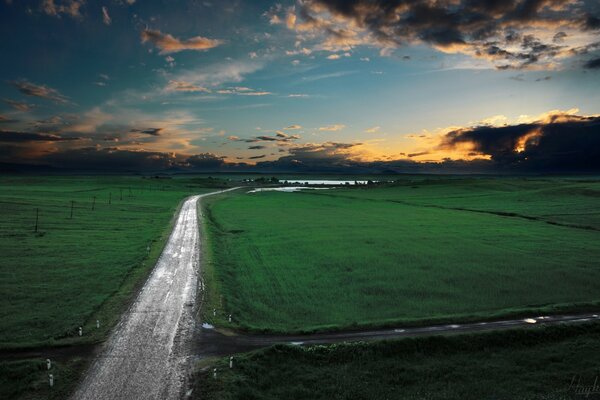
xmin=195 ymin=312 xmax=600 ymax=357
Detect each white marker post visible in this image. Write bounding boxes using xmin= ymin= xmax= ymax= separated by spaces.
xmin=96 ymin=320 xmax=100 ymax=329
xmin=229 ymin=356 xmax=234 ymax=369
xmin=228 ymin=314 xmax=232 ymax=323
xmin=46 ymin=359 xmax=51 ymax=370
xmin=49 ymin=374 xmax=54 ymax=387
xmin=213 ymin=308 xmax=216 ymax=317
xmin=78 ymin=327 xmax=82 ymax=337
xmin=213 ymin=368 xmax=217 ymax=379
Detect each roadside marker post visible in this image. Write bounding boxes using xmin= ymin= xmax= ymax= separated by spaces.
xmin=213 ymin=308 xmax=216 ymax=317
xmin=96 ymin=320 xmax=100 ymax=329
xmin=46 ymin=359 xmax=51 ymax=370
xmin=213 ymin=368 xmax=217 ymax=379
xmin=78 ymin=327 xmax=82 ymax=337
xmin=49 ymin=374 xmax=54 ymax=387
xmin=229 ymin=356 xmax=233 ymax=369
xmin=228 ymin=314 xmax=232 ymax=323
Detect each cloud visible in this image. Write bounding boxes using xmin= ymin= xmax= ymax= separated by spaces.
xmin=141 ymin=29 xmax=223 ymax=54
xmin=407 ymin=151 xmax=430 ymax=158
xmin=281 ymin=0 xmax=600 ymax=70
xmin=130 ymin=128 xmax=163 ymax=136
xmin=167 ymin=80 xmax=211 ymax=92
xmin=584 ymin=57 xmax=600 ymax=69
xmin=42 ymin=0 xmax=84 ymax=18
xmin=216 ymin=87 xmax=272 ymax=96
xmin=248 ymin=145 xmax=266 ymax=149
xmin=0 ymin=129 xmax=79 ymax=142
xmin=10 ymin=80 xmax=69 ymax=104
xmin=171 ymin=60 xmax=264 ymax=88
xmin=440 ymin=111 xmax=600 ymax=171
xmin=0 ymin=115 xmax=18 ymax=123
xmin=4 ymin=99 xmax=33 ymax=112
xmin=365 ymin=126 xmax=380 ymax=133
xmin=185 ymin=153 xmax=226 ymax=169
xmin=319 ymin=124 xmax=345 ymax=131
xmin=249 ymin=154 xmax=266 ymax=159
xmin=101 ymin=6 xmax=111 ymax=25
xmin=285 ymin=124 xmax=302 ymax=130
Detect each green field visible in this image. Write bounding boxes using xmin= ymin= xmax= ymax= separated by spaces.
xmin=203 ymin=177 xmax=600 ymax=333
xmin=196 ymin=323 xmax=600 ymax=400
xmin=0 ymin=175 xmax=228 ymax=400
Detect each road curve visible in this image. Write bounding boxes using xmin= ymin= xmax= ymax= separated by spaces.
xmin=72 ymin=188 xmax=237 ymax=400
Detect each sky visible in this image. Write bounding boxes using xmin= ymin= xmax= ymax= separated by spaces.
xmin=1 ymin=0 xmax=600 ymax=173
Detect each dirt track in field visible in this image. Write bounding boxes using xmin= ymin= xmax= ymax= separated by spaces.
xmin=71 ymin=189 xmax=237 ymax=400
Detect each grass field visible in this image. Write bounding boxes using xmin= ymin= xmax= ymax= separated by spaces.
xmin=0 ymin=175 xmax=228 ymax=400
xmin=203 ymin=177 xmax=600 ymax=333
xmin=196 ymin=323 xmax=600 ymax=400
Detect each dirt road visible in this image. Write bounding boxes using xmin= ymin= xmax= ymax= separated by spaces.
xmin=196 ymin=312 xmax=600 ymax=357
xmin=71 ymin=189 xmax=236 ymax=400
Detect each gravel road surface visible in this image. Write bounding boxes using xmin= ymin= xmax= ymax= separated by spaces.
xmin=72 ymin=189 xmax=236 ymax=400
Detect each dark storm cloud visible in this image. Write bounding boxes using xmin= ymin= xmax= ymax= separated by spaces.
xmin=0 ymin=129 xmax=79 ymax=142
xmin=185 ymin=153 xmax=226 ymax=168
xmin=248 ymin=145 xmax=266 ymax=149
xmin=407 ymin=151 xmax=429 ymax=157
xmin=442 ymin=113 xmax=600 ymax=171
xmin=234 ymin=133 xmax=301 ymax=143
xmin=293 ymin=0 xmax=599 ymax=69
xmin=130 ymin=127 xmax=163 ymax=136
xmin=248 ymin=154 xmax=266 ymax=159
xmin=40 ymin=147 xmax=181 ymax=170
xmin=584 ymin=57 xmax=600 ymax=68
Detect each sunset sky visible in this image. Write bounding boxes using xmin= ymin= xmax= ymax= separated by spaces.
xmin=1 ymin=0 xmax=599 ymax=172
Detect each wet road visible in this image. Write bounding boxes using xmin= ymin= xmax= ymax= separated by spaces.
xmin=72 ymin=189 xmax=236 ymax=400
xmin=196 ymin=312 xmax=600 ymax=357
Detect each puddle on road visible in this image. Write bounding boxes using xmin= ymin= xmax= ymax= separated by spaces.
xmin=247 ymin=187 xmax=331 ymax=193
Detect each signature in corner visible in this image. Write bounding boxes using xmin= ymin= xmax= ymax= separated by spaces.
xmin=569 ymin=376 xmax=600 ymax=398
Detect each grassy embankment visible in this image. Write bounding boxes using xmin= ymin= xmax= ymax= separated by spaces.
xmin=195 ymin=322 xmax=600 ymax=400
xmin=0 ymin=175 xmax=228 ymax=400
xmin=202 ymin=177 xmax=600 ymax=333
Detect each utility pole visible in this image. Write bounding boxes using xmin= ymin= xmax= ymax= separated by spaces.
xmin=34 ymin=208 xmax=39 ymax=233
xmin=70 ymin=200 xmax=74 ymax=219
xmin=92 ymin=196 xmax=96 ymax=211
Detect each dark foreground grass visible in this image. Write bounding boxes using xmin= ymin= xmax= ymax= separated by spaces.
xmin=203 ymin=177 xmax=600 ymax=333
xmin=0 ymin=357 xmax=87 ymax=400
xmin=195 ymin=323 xmax=600 ymax=400
xmin=0 ymin=175 xmax=228 ymax=400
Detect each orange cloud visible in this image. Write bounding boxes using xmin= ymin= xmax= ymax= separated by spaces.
xmin=141 ymin=29 xmax=223 ymax=54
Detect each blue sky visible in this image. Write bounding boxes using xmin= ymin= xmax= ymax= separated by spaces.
xmin=1 ymin=0 xmax=599 ymax=171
